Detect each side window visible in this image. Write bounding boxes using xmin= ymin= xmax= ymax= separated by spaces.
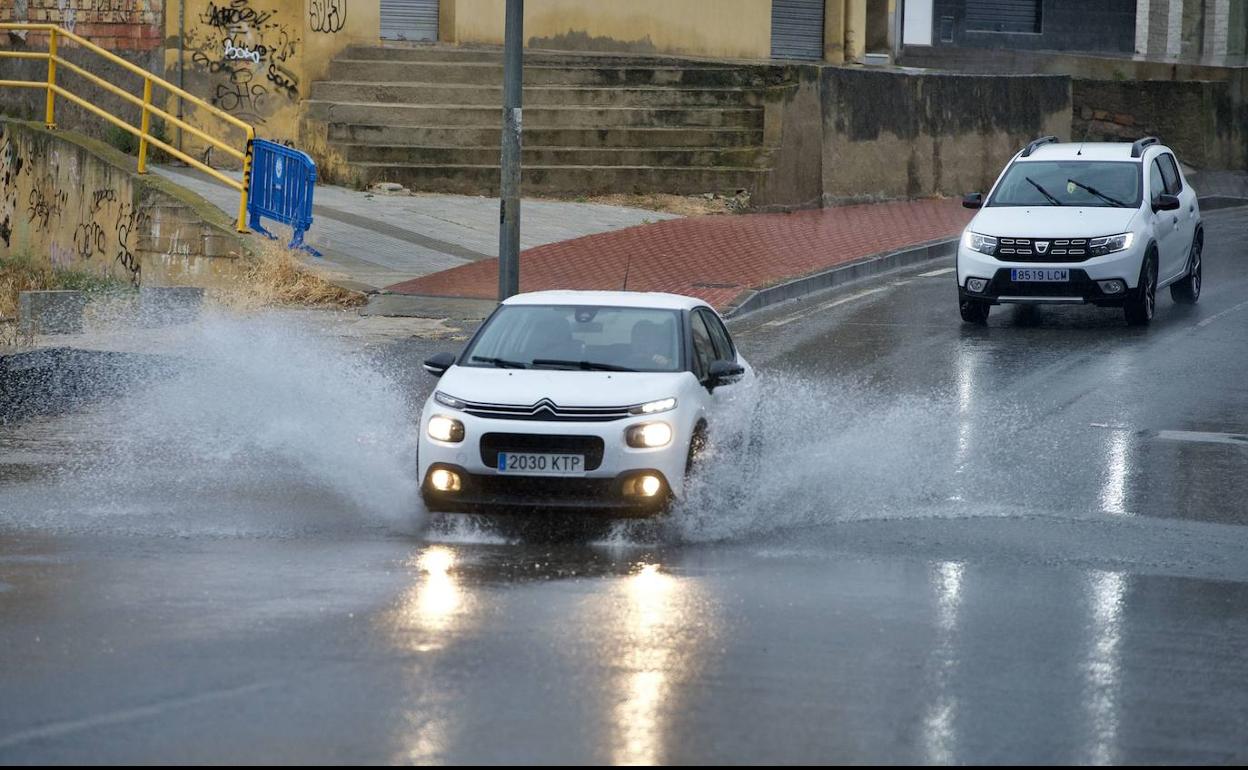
xmin=689 ymin=311 xmax=716 ymax=380
xmin=1150 ymin=160 xmax=1166 ymax=203
xmin=1159 ymin=154 xmax=1183 ymax=194
xmin=699 ymin=309 xmax=735 ymax=362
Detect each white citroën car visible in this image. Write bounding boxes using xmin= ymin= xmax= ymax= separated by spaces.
xmin=417 ymin=290 xmax=754 ymax=517
xmin=958 ymin=136 xmax=1203 ymax=326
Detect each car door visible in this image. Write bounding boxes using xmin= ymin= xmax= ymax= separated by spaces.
xmin=1159 ymin=152 xmax=1198 ymax=279
xmin=1149 ymin=157 xmax=1183 ymax=280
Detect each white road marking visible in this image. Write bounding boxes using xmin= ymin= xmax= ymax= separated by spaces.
xmin=0 ymin=680 xmax=278 ymax=749
xmin=1196 ymin=299 xmax=1248 ymax=328
xmin=763 ymin=287 xmax=890 ymax=328
xmin=1156 ymin=430 xmax=1248 ymax=446
xmin=917 ymin=267 xmax=955 ymax=278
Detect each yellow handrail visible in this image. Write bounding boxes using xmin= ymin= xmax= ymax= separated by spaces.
xmin=0 ymin=23 xmax=254 ymax=232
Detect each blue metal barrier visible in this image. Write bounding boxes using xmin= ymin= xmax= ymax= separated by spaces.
xmin=246 ymin=139 xmax=320 ymax=256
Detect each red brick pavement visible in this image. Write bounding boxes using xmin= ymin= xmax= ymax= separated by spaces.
xmin=386 ymin=198 xmax=975 ymax=310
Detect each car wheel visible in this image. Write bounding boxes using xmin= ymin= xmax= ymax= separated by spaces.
xmin=959 ymin=297 xmax=990 ymax=324
xmin=1124 ymin=250 xmax=1158 ymax=326
xmin=1170 ymin=231 xmax=1202 ymax=305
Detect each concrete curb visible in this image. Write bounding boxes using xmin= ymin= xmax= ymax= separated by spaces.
xmin=724 ymin=237 xmax=958 ymax=319
xmin=362 ymin=293 xmax=498 ymax=320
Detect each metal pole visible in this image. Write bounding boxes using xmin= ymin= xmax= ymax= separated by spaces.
xmin=498 ymin=0 xmax=523 ymax=301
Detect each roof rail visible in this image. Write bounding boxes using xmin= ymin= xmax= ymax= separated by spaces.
xmin=1130 ymin=136 xmax=1160 ymax=158
xmin=1020 ymin=136 xmax=1061 ymax=157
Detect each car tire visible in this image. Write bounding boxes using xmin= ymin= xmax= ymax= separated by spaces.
xmin=959 ymin=297 xmax=991 ymax=324
xmin=1170 ymin=230 xmax=1202 ymax=305
xmin=1124 ymin=250 xmax=1158 ymax=326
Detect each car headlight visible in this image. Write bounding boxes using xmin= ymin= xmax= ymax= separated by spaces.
xmin=629 ymin=397 xmax=677 ymax=415
xmin=1088 ymin=232 xmax=1134 ymax=256
xmin=427 ymin=415 xmax=465 ymax=443
xmin=626 ymin=422 xmax=673 ymax=448
xmin=962 ymin=231 xmax=998 ymax=255
xmin=434 ymin=391 xmax=465 ymax=410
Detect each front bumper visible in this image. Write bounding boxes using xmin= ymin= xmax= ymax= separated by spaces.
xmin=420 ymin=463 xmax=673 ymax=517
xmin=957 ymin=244 xmax=1144 ymax=307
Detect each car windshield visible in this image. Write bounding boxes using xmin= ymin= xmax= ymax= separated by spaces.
xmin=988 ymin=160 xmax=1142 ymax=208
xmin=461 ymin=305 xmax=684 ymax=373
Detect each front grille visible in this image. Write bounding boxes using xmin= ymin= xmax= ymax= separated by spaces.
xmin=479 ymin=433 xmax=607 ymax=471
xmin=994 ymin=237 xmax=1090 ymax=263
xmin=461 ymin=398 xmax=630 ymax=422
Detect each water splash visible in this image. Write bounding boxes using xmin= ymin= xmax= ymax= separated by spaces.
xmin=0 ymin=312 xmax=422 ymax=537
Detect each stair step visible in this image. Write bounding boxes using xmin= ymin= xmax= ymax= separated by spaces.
xmin=324 ymin=123 xmax=766 ymax=149
xmin=346 ymin=163 xmax=768 ymax=196
xmin=308 ymin=81 xmax=755 ymax=108
xmin=327 ymin=59 xmax=775 ymax=88
xmin=306 ymin=101 xmax=763 ymax=129
xmin=340 ymin=144 xmax=770 ymax=168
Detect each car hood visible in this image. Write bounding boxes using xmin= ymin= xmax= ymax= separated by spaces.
xmin=969 ymin=206 xmax=1139 ymax=238
xmin=433 ymin=366 xmax=689 ymax=407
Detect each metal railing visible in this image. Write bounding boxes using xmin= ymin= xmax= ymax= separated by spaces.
xmin=0 ymin=23 xmax=254 ymax=232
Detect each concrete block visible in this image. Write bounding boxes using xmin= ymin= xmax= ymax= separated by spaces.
xmin=139 ymin=286 xmax=204 ymax=326
xmin=18 ymin=291 xmax=87 ymax=335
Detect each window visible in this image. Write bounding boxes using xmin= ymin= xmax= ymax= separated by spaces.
xmin=1159 ymin=153 xmax=1183 ymax=195
xmin=462 ymin=305 xmax=683 ymax=372
xmin=689 ymin=311 xmax=716 ymax=380
xmin=966 ymin=0 xmax=1042 ymax=34
xmin=698 ymin=309 xmax=736 ymax=362
xmin=1150 ymin=159 xmax=1166 ymax=203
xmin=988 ymin=161 xmax=1142 ymax=208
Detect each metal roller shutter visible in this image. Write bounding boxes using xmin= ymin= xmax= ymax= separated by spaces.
xmin=771 ymin=0 xmax=825 ymax=60
xmin=965 ymin=0 xmax=1042 ymax=34
xmin=381 ymin=0 xmax=439 ymax=41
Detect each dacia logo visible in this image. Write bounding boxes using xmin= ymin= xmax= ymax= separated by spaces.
xmin=1035 ymin=241 xmax=1050 ymax=255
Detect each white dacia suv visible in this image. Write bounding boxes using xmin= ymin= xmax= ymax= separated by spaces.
xmin=957 ymin=136 xmax=1203 ymax=326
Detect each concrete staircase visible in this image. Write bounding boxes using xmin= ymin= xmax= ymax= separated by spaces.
xmin=303 ymin=46 xmax=793 ymax=197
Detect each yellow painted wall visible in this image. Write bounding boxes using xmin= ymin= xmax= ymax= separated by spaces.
xmin=446 ymin=0 xmax=772 ymax=60
xmin=163 ymin=0 xmax=378 ymax=152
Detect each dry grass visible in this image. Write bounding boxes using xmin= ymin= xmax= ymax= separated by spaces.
xmin=210 ymin=241 xmax=366 ymax=311
xmin=568 ymin=191 xmax=750 ymax=217
xmin=0 ymin=254 xmax=126 ymax=320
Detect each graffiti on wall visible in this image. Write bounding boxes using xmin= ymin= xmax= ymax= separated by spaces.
xmin=16 ymin=0 xmax=163 ymax=51
xmin=309 ymin=0 xmax=346 ymax=34
xmin=0 ymin=124 xmax=26 ymax=248
xmin=187 ymin=0 xmax=301 ymax=125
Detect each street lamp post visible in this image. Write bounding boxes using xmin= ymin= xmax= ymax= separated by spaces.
xmin=498 ymin=0 xmax=523 ymax=301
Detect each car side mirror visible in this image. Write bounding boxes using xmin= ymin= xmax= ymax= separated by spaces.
xmin=962 ymin=193 xmax=984 ymax=209
xmin=1154 ymin=193 xmax=1181 ymax=212
xmin=423 ymin=352 xmax=456 ymax=377
xmin=707 ymin=359 xmax=745 ymax=389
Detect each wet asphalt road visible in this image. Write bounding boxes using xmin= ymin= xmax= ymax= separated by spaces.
xmin=2 ymin=208 xmax=1248 ymax=763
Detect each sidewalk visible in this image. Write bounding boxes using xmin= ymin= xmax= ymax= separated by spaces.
xmin=152 ymin=165 xmax=679 ymax=292
xmin=386 ymin=198 xmax=976 ymax=312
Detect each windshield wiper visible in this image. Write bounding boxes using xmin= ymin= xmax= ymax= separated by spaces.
xmin=1025 ymin=176 xmax=1063 ymax=206
xmin=1066 ymin=178 xmax=1129 ymax=208
xmin=531 ymin=359 xmax=637 ymax=372
xmin=470 ymin=355 xmax=528 ymax=369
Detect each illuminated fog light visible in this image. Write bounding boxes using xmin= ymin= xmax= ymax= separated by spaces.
xmin=639 ymin=475 xmax=662 ymax=497
xmin=429 ymin=468 xmax=461 ymax=492
xmin=427 ymin=415 xmax=464 ymax=443
xmin=1098 ymin=280 xmax=1126 ymax=295
xmin=966 ymin=278 xmax=988 ymax=293
xmin=626 ymin=422 xmax=673 ymax=448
